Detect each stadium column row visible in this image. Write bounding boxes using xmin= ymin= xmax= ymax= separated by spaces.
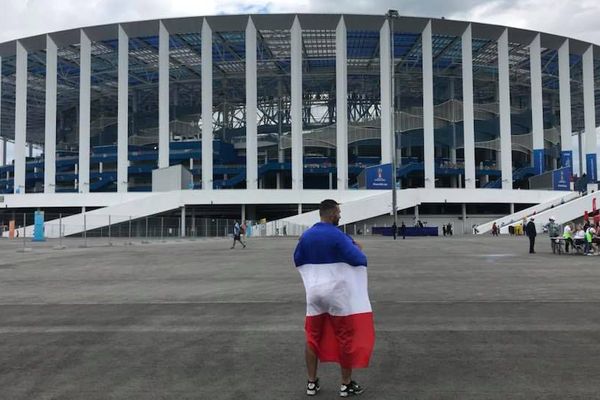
xmin=5 ymin=16 xmax=596 ymax=194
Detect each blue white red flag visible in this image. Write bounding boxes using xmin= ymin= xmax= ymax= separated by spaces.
xmin=293 ymin=222 xmax=375 ymax=368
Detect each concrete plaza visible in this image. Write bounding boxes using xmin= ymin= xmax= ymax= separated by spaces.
xmin=0 ymin=234 xmax=599 ymax=399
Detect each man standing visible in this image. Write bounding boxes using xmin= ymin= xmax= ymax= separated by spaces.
xmin=526 ymin=217 xmax=537 ymax=254
xmin=401 ymin=221 xmax=406 ymax=239
xmin=230 ymin=220 xmax=246 ymax=249
xmin=546 ymin=216 xmax=560 ymax=253
xmin=391 ymin=221 xmax=397 ymax=240
xmin=294 ymin=199 xmax=374 ymax=397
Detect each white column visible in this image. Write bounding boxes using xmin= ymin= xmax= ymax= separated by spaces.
xmin=530 ymin=33 xmax=544 ymax=174
xmin=245 ymin=17 xmax=258 ymax=189
xmin=336 ymin=17 xmax=348 ymax=190
xmin=158 ymin=21 xmax=170 ymax=169
xmin=202 ymin=19 xmax=213 ymax=190
xmin=583 ymin=45 xmax=597 ymax=180
xmin=117 ymin=25 xmax=129 ymax=192
xmin=498 ymin=29 xmax=513 ymax=189
xmin=79 ymin=29 xmax=91 ymax=193
xmin=291 ymin=16 xmax=303 ymax=190
xmin=380 ymin=19 xmax=391 ymax=164
xmin=14 ymin=41 xmax=27 ymax=194
xmin=422 ymin=21 xmax=434 ymax=188
xmin=558 ymin=39 xmax=573 ymax=169
xmin=0 ymin=138 xmax=5 ymax=167
xmin=462 ymin=24 xmax=475 ymax=189
xmin=44 ymin=35 xmax=57 ymax=193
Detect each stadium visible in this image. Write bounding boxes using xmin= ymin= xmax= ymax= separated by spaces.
xmin=0 ymin=12 xmax=599 ymax=236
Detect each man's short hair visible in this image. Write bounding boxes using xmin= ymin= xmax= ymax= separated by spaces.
xmin=319 ymin=199 xmax=339 ymax=217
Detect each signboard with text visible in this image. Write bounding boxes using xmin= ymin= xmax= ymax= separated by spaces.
xmin=365 ymin=163 xmax=392 ymax=190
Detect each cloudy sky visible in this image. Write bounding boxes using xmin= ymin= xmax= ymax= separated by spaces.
xmin=1 ymin=0 xmax=600 ymax=44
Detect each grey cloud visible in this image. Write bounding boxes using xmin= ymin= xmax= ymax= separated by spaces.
xmin=0 ymin=0 xmax=599 ymax=44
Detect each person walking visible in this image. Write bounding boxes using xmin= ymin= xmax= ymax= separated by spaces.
xmin=230 ymin=220 xmax=246 ymax=249
xmin=294 ymin=199 xmax=374 ymax=397
xmin=491 ymin=222 xmax=499 ymax=236
xmin=391 ymin=221 xmax=397 ymax=240
xmin=401 ymin=221 xmax=406 ymax=239
xmin=526 ymin=217 xmax=537 ymax=254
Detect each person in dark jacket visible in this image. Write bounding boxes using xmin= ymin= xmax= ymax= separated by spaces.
xmin=391 ymin=222 xmax=397 ymax=240
xmin=525 ymin=218 xmax=537 ymax=254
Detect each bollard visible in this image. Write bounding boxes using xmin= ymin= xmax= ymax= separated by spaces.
xmin=83 ymin=212 xmax=87 ymax=248
xmin=60 ymin=213 xmax=63 ymax=247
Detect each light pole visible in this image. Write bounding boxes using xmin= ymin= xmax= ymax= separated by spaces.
xmin=387 ymin=10 xmax=399 ymax=228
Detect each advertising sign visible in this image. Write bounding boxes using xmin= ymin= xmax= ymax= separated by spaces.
xmin=366 ymin=164 xmax=392 ymax=190
xmin=552 ymin=167 xmax=571 ymax=191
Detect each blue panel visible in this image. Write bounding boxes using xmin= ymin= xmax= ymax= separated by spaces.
xmin=533 ymin=149 xmax=544 ymax=175
xmin=366 ymin=163 xmax=392 ymax=189
xmin=560 ymin=150 xmax=573 ymax=170
xmin=586 ymin=153 xmax=597 ymax=181
xmin=553 ymin=167 xmax=571 ymax=191
xmin=33 ymin=211 xmax=45 ymax=242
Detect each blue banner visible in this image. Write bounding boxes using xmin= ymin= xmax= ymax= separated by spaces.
xmin=560 ymin=150 xmax=573 ymax=170
xmin=33 ymin=211 xmax=45 ymax=242
xmin=533 ymin=149 xmax=544 ymax=175
xmin=552 ymin=168 xmax=571 ymax=191
xmin=366 ymin=163 xmax=392 ymax=189
xmin=586 ymin=153 xmax=597 ymax=181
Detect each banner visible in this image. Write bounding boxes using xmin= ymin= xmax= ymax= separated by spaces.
xmin=552 ymin=167 xmax=571 ymax=191
xmin=365 ymin=163 xmax=392 ymax=189
xmin=560 ymin=150 xmax=573 ymax=170
xmin=533 ymin=149 xmax=544 ymax=175
xmin=586 ymin=153 xmax=597 ymax=181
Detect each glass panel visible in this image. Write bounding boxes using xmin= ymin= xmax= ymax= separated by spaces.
xmin=56 ymin=44 xmax=80 ymax=193
xmin=213 ymin=31 xmax=246 ymax=189
xmin=473 ymin=39 xmax=499 ymax=188
xmin=90 ymin=39 xmax=118 ymax=192
xmin=170 ymin=31 xmax=202 ymax=188
xmin=257 ymin=28 xmax=291 ymax=189
xmin=0 ymin=56 xmax=16 ymax=193
xmin=302 ymin=28 xmax=336 ymax=189
xmin=26 ymin=50 xmax=46 ymax=193
xmin=433 ymin=34 xmax=463 ymax=188
xmin=509 ymin=41 xmax=532 ymax=188
xmin=128 ymin=35 xmax=159 ymax=192
xmin=395 ymin=32 xmax=424 ymax=188
xmin=347 ymin=30 xmax=380 ymax=188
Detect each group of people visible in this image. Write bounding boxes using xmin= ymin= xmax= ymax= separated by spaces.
xmin=524 ymin=215 xmax=600 ymax=256
xmin=559 ymin=220 xmax=600 ymax=255
xmin=442 ymin=223 xmax=453 ymax=236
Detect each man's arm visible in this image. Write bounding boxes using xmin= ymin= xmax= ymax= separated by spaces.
xmin=337 ymin=233 xmax=367 ymax=266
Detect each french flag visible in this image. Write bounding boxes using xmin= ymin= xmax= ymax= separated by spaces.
xmin=294 ymin=222 xmax=375 ymax=369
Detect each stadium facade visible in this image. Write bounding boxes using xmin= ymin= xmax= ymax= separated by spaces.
xmin=0 ymin=13 xmax=597 ymax=231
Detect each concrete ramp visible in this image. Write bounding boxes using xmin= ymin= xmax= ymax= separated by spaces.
xmin=257 ymin=190 xmax=421 ymax=236
xmin=8 ymin=191 xmax=182 ymax=238
xmin=476 ymin=191 xmax=578 ymax=234
xmin=499 ymin=191 xmax=600 ymax=234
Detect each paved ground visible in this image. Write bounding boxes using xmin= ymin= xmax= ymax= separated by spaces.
xmin=0 ymin=234 xmax=599 ymax=399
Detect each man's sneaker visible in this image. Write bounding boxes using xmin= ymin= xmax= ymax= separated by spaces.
xmin=339 ymin=381 xmax=364 ymax=397
xmin=306 ymin=378 xmax=320 ymax=396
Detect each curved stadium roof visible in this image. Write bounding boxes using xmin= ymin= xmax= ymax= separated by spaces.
xmin=0 ymin=14 xmax=599 ymax=145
